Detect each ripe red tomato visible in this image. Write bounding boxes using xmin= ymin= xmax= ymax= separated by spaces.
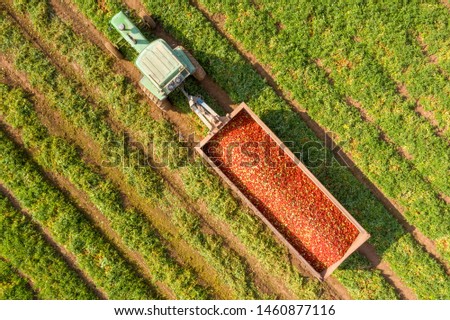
xmin=204 ymin=110 xmax=359 ymax=272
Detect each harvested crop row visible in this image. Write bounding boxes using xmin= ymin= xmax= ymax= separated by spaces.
xmin=204 ymin=110 xmax=359 ymax=272
xmin=141 ymin=0 xmax=450 ymax=299
xmin=0 ymin=193 xmax=96 ymax=299
xmin=0 ymin=258 xmax=35 ymax=300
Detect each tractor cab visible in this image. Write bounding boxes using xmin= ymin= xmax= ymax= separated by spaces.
xmin=107 ymin=11 xmax=205 ymax=109
xmin=136 ymin=39 xmax=195 ymax=101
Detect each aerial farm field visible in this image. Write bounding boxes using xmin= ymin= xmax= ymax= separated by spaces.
xmin=0 ymin=0 xmax=449 ymax=301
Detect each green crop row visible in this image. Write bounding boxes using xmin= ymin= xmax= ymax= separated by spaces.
xmin=9 ymin=0 xmax=325 ymax=299
xmin=172 ymin=0 xmax=450 ymax=253
xmin=0 ymin=128 xmax=159 ymax=299
xmin=357 ymin=2 xmax=450 ymax=139
xmin=6 ymin=0 xmax=412 ymax=296
xmin=182 ymin=157 xmax=450 ymax=299
xmin=0 ymin=83 xmax=210 ymax=299
xmin=194 ymin=0 xmax=450 ymax=249
xmin=0 ymin=258 xmax=35 ymax=300
xmin=21 ymin=0 xmax=446 ymax=300
xmin=0 ymin=194 xmax=96 ymax=299
xmin=54 ymin=0 xmax=351 ymax=299
xmin=65 ymin=0 xmax=397 ymax=299
xmin=137 ymin=0 xmax=450 ymax=299
xmin=2 ymin=5 xmax=263 ymax=299
xmin=250 ymin=0 xmax=450 ymax=196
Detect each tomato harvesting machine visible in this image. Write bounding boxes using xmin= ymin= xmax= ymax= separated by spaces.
xmin=107 ymin=11 xmax=206 ymax=110
xmin=108 ymin=11 xmax=369 ymax=280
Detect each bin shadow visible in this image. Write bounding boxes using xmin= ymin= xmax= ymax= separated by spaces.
xmin=258 ymin=107 xmax=407 ymax=271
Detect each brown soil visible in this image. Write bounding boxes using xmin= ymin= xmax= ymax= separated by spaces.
xmin=275 ymin=21 xmax=285 ymax=32
xmin=396 ymin=146 xmax=414 ymax=161
xmin=314 ymin=59 xmax=332 ymax=76
xmin=124 ymin=0 xmax=349 ymax=300
xmin=2 ymin=6 xmax=264 ymax=299
xmin=416 ymin=34 xmax=449 ymax=80
xmin=345 ymin=97 xmax=374 ymax=123
xmin=5 ymin=1 xmax=239 ymax=293
xmin=378 ymin=129 xmax=414 ymax=161
xmin=0 ymin=183 xmax=107 ymax=299
xmin=342 ymin=86 xmax=449 ymax=274
xmin=397 ymin=83 xmax=409 ymax=99
xmin=414 ymin=104 xmax=440 ymax=128
xmin=397 ymin=84 xmax=448 ymax=142
xmin=52 ymin=1 xmax=396 ymax=298
xmin=285 ymin=254 xmax=351 ymax=299
xmin=1 ymin=102 xmax=170 ymax=299
xmin=190 ymin=0 xmax=450 ymax=298
xmin=48 ymin=172 xmax=176 ymax=299
xmin=46 ymin=0 xmax=312 ymax=299
xmin=324 ymin=276 xmax=352 ymax=300
xmin=414 ymin=103 xmax=448 ymax=142
xmin=439 ymin=193 xmax=450 ymax=205
xmin=9 ymin=0 xmax=429 ymax=301
xmin=442 ymin=0 xmax=450 ymax=9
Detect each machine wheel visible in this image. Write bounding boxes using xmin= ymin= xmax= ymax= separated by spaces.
xmin=139 ymin=82 xmax=171 ymax=111
xmin=104 ymin=42 xmax=123 ymax=59
xmin=177 ymin=46 xmax=206 ymax=81
xmin=139 ymin=10 xmax=156 ymax=29
xmin=156 ymin=98 xmax=171 ymax=111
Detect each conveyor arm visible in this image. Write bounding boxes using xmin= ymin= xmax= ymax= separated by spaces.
xmin=181 ymin=87 xmax=228 ymax=131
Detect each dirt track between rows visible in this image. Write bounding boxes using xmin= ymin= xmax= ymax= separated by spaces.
xmin=49 ymin=0 xmax=422 ymax=300
xmin=49 ymin=0 xmax=334 ymax=300
xmin=0 ymin=172 xmax=107 ymax=300
xmin=0 ymin=255 xmax=38 ymax=300
xmin=190 ymin=0 xmax=450 ymax=289
xmin=2 ymin=3 xmax=293 ymax=300
xmin=1 ymin=68 xmax=172 ymax=298
xmin=5 ymin=0 xmax=431 ymax=300
xmin=131 ymin=0 xmax=422 ymax=299
xmin=3 ymin=0 xmax=396 ymax=300
xmin=1 ymin=52 xmax=226 ymax=299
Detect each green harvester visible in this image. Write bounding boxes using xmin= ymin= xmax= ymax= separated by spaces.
xmin=106 ymin=11 xmax=207 ymax=111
